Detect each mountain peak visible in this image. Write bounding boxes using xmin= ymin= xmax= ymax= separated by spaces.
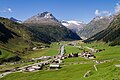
xmin=37 ymin=11 xmax=54 ymax=19
xmin=24 ymin=11 xmax=60 ymax=25
xmin=93 ymin=16 xmax=103 ymax=21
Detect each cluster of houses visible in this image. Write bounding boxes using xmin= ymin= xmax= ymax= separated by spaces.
xmin=15 ymin=55 xmax=63 ymax=72
xmin=16 ymin=53 xmax=81 ymax=72
xmin=18 ymin=60 xmax=50 ymax=72
xmin=9 ymin=49 xmax=97 ymax=72
xmin=60 ymin=52 xmax=96 ymax=59
xmin=81 ymin=51 xmax=96 ymax=59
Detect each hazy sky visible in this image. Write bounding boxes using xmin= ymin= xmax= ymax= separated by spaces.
xmin=0 ymin=0 xmax=120 ymax=23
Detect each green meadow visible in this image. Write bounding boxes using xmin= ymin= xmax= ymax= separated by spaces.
xmin=1 ymin=41 xmax=120 ymax=80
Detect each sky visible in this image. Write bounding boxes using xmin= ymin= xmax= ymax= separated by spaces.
xmin=0 ymin=0 xmax=120 ymax=23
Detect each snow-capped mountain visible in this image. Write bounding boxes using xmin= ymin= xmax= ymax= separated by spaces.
xmin=23 ymin=11 xmax=81 ymax=42
xmin=10 ymin=17 xmax=22 ymax=23
xmin=61 ymin=20 xmax=86 ymax=32
xmin=24 ymin=11 xmax=60 ymax=25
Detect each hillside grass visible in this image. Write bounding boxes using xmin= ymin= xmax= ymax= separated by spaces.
xmin=4 ymin=38 xmax=30 ymax=52
xmin=95 ymin=45 xmax=120 ymax=61
xmin=0 ymin=48 xmax=15 ymax=60
xmin=1 ymin=64 xmax=94 ymax=80
xmin=83 ymin=62 xmax=120 ymax=80
xmin=21 ymin=42 xmax=60 ymax=59
xmin=65 ymin=46 xmax=82 ymax=54
xmin=0 ymin=48 xmax=17 ymax=64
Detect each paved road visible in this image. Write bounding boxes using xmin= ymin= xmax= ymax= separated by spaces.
xmin=60 ymin=45 xmax=65 ymax=55
xmin=0 ymin=72 xmax=12 ymax=78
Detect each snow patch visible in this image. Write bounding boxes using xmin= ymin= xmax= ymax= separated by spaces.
xmin=67 ymin=21 xmax=82 ymax=25
xmin=62 ymin=23 xmax=70 ymax=26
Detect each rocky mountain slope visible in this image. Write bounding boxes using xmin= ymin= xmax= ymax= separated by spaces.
xmin=85 ymin=14 xmax=120 ymax=46
xmin=78 ymin=16 xmax=113 ymax=39
xmin=24 ymin=11 xmax=60 ymax=25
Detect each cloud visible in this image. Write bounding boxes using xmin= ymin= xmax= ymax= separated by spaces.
xmin=102 ymin=11 xmax=111 ymax=16
xmin=95 ymin=10 xmax=111 ymax=16
xmin=0 ymin=8 xmax=13 ymax=13
xmin=95 ymin=10 xmax=100 ymax=16
xmin=7 ymin=8 xmax=12 ymax=12
xmin=115 ymin=2 xmax=120 ymax=14
xmin=95 ymin=2 xmax=120 ymax=16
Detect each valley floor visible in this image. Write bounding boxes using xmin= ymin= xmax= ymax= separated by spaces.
xmin=0 ymin=41 xmax=120 ymax=80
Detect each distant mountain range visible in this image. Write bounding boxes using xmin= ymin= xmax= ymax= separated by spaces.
xmin=10 ymin=17 xmax=22 ymax=23
xmin=61 ymin=16 xmax=114 ymax=40
xmin=61 ymin=20 xmax=86 ymax=34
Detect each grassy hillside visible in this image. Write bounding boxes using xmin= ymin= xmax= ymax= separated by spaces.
xmin=0 ymin=17 xmax=50 ymax=63
xmin=0 ymin=17 xmax=33 ymax=63
xmin=0 ymin=17 xmax=32 ymax=51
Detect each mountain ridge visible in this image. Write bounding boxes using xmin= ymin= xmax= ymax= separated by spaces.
xmin=78 ymin=15 xmax=113 ymax=39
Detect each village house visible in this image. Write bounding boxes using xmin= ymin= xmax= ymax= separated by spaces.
xmin=67 ymin=53 xmax=79 ymax=58
xmin=49 ymin=64 xmax=61 ymax=70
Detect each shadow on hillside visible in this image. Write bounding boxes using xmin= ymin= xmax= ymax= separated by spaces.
xmin=0 ymin=23 xmax=20 ymax=43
